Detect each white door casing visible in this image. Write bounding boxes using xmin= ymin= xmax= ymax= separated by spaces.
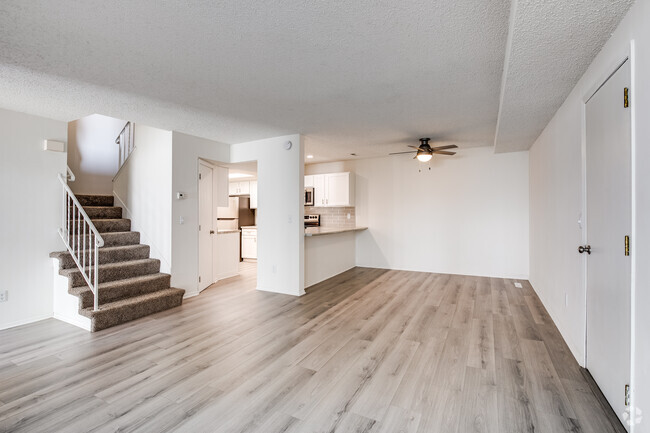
xmin=198 ymin=163 xmax=214 ymax=292
xmin=585 ymin=59 xmax=631 ymax=428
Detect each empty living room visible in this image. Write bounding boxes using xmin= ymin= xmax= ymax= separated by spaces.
xmin=1 ymin=1 xmax=649 ymax=432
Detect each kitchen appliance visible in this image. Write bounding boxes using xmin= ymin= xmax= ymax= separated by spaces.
xmin=304 ymin=214 xmax=320 ymax=227
xmin=304 ymin=187 xmax=314 ymax=206
xmin=217 ymin=196 xmax=255 ymax=260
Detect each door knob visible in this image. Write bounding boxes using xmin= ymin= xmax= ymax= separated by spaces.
xmin=210 ymin=230 xmax=215 ymax=234
xmin=578 ymin=245 xmax=591 ymax=254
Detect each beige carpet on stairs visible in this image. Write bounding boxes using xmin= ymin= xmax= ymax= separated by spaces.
xmin=50 ymin=194 xmax=184 ymax=331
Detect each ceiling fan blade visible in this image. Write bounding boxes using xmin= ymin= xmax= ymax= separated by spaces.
xmin=407 ymin=145 xmax=420 ymax=149
xmin=389 ymin=151 xmax=417 ymax=155
xmin=432 ymin=150 xmax=456 ymax=155
xmin=431 ymin=144 xmax=458 ymax=151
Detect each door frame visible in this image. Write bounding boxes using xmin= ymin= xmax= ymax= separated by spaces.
xmin=198 ymin=159 xmax=215 ymax=292
xmin=580 ymin=41 xmax=637 ymax=412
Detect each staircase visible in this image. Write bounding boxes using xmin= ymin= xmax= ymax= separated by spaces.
xmin=50 ymin=194 xmax=184 ymax=332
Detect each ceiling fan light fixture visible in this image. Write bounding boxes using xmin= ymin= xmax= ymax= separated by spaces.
xmin=416 ymin=152 xmax=432 ymax=162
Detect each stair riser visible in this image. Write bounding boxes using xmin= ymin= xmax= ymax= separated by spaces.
xmin=67 ymin=219 xmax=131 ymax=234
xmin=77 ymin=274 xmax=171 ymax=309
xmin=76 ymin=195 xmax=114 ymax=207
xmin=84 ymin=291 xmax=184 ymax=331
xmin=65 ymin=260 xmax=160 ymax=288
xmin=57 ymin=245 xmax=150 ymax=269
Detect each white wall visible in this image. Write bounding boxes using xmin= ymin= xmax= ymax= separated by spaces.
xmin=68 ymin=114 xmax=127 ymax=194
xmin=170 ymin=132 xmax=229 ymax=296
xmin=0 ymin=108 xmax=67 ymax=330
xmin=231 ymin=135 xmax=305 ymax=296
xmin=529 ymin=1 xmax=650 ymax=429
xmin=113 ymin=125 xmax=173 ymax=273
xmin=307 ymin=147 xmax=530 ymax=279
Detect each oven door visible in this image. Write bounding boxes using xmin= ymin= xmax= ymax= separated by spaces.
xmin=304 ymin=187 xmax=314 ymax=206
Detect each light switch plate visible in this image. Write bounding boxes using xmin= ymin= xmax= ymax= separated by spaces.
xmin=43 ymin=140 xmax=65 ymax=152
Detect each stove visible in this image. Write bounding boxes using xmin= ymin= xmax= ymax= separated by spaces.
xmin=304 ymin=214 xmax=320 ymax=227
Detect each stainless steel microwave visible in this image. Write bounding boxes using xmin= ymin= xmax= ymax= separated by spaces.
xmin=304 ymin=187 xmax=314 ymax=206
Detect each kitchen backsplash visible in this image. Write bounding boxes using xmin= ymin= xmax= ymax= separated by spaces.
xmin=305 ymin=206 xmax=356 ymax=228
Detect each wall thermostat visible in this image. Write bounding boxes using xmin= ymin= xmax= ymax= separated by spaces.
xmin=176 ymin=192 xmax=185 ymax=199
xmin=284 ymin=141 xmax=292 ymax=150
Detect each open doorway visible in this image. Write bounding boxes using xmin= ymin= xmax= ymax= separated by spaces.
xmin=197 ymin=158 xmax=258 ymax=290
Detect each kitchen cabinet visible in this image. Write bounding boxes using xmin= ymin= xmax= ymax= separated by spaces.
xmin=216 ymin=166 xmax=229 ymax=207
xmin=214 ymin=231 xmax=239 ymax=280
xmin=307 ymin=172 xmax=354 ymax=207
xmin=304 ymin=175 xmax=314 ymax=188
xmin=241 ymin=227 xmax=257 ymax=259
xmin=229 ymin=181 xmax=250 ymax=196
xmin=249 ymin=181 xmax=258 ymax=209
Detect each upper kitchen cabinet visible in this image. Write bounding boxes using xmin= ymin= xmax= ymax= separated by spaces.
xmin=229 ymin=181 xmax=251 ymax=196
xmin=249 ymin=181 xmax=258 ymax=209
xmin=304 ymin=175 xmax=314 ymax=188
xmin=308 ymin=172 xmax=354 ymax=207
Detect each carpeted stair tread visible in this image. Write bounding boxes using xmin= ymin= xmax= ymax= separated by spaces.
xmin=80 ymin=288 xmax=185 ymax=331
xmin=50 ymin=244 xmax=151 ymax=269
xmin=70 ymin=273 xmax=171 ymax=309
xmin=76 ymin=195 xmax=114 ymax=207
xmin=69 ymin=231 xmax=140 ymax=247
xmin=60 ymin=258 xmax=161 ymax=287
xmin=67 ymin=218 xmax=131 ymax=234
xmin=79 ymin=206 xmax=122 ymax=219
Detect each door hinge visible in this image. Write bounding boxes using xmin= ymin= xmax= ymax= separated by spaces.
xmin=624 ymin=87 xmax=629 ymax=108
xmin=199 ymin=173 xmax=202 ymax=180
xmin=199 ymin=276 xmax=201 ymax=283
xmin=625 ymin=235 xmax=630 ymax=256
xmin=625 ymin=384 xmax=631 ymax=406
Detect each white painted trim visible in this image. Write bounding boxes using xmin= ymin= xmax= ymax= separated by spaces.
xmin=0 ymin=314 xmax=54 ymax=331
xmin=256 ymin=286 xmax=305 ymax=297
xmin=183 ymin=290 xmax=200 ymax=299
xmin=628 ymin=39 xmax=638 ymax=425
xmin=353 ymin=264 xmax=528 ymax=281
xmin=53 ymin=312 xmax=91 ymax=331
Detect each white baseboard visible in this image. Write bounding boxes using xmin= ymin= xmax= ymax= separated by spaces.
xmin=53 ymin=313 xmax=91 ymax=331
xmin=0 ymin=313 xmax=53 ymax=331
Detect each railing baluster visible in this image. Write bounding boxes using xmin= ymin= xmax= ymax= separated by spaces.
xmin=57 ymin=169 xmax=105 ymax=314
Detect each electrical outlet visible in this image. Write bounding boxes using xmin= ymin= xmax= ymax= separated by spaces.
xmin=514 ymin=282 xmax=523 ymax=289
xmin=0 ymin=290 xmax=8 ymax=302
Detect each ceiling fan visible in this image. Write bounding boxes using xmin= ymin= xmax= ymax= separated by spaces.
xmin=389 ymin=138 xmax=458 ymax=162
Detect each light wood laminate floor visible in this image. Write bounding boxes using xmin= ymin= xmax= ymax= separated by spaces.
xmin=0 ymin=266 xmax=625 ymax=433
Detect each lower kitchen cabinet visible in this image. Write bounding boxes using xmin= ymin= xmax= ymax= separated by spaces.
xmin=241 ymin=227 xmax=257 ymax=259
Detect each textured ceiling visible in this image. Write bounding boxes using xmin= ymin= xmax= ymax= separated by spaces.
xmin=0 ymin=0 xmax=634 ymax=160
xmin=494 ymin=0 xmax=633 ymax=152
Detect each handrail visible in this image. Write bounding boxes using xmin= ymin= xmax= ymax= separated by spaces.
xmin=57 ymin=168 xmax=104 ymax=311
xmin=115 ymin=121 xmax=135 ymax=172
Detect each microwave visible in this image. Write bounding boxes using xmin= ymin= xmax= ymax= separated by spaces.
xmin=304 ymin=187 xmax=314 ymax=206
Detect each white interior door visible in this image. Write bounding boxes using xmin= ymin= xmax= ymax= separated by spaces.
xmin=585 ymin=59 xmax=631 ymax=427
xmin=198 ymin=163 xmax=214 ymax=292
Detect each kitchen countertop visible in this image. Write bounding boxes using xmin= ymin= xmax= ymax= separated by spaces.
xmin=304 ymin=226 xmax=368 ymax=237
xmin=241 ymin=225 xmax=257 ymax=229
xmin=217 ymin=229 xmax=240 ymax=234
